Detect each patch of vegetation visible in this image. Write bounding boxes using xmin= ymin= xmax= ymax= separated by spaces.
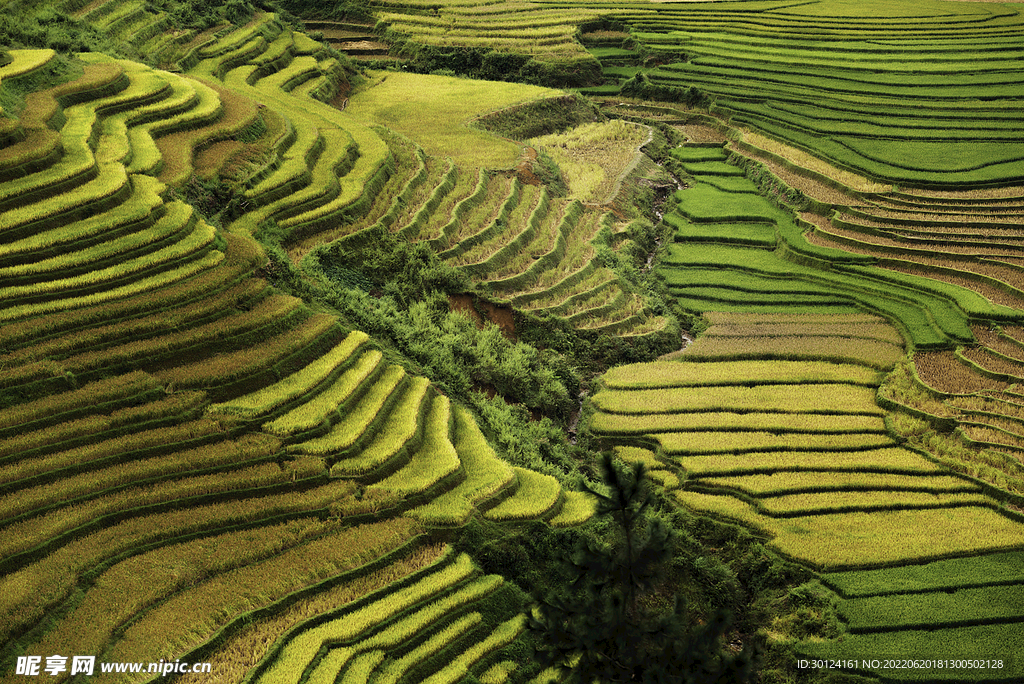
xmin=473 ymin=93 xmax=603 ymax=141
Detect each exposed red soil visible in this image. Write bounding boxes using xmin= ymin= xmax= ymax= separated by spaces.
xmin=516 ymin=146 xmax=542 ymax=186
xmin=449 ymin=294 xmax=517 ymax=340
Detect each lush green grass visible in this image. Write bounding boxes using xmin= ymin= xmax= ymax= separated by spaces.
xmin=824 ymin=551 xmax=1024 ymax=597
xmin=797 ymin=624 xmax=1024 ymax=681
xmin=345 ymin=71 xmax=559 ymax=169
xmin=838 ymin=583 xmax=1024 ymax=631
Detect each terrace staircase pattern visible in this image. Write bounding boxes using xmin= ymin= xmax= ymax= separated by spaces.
xmin=580 ymin=0 xmax=1024 ymax=190
xmin=596 ymin=100 xmax=1024 ymax=679
xmin=0 ymin=46 xmax=593 ymax=684
xmin=592 ymin=314 xmax=1024 ymax=681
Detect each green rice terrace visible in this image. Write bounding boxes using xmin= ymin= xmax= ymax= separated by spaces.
xmin=0 ymin=0 xmax=1023 ymax=682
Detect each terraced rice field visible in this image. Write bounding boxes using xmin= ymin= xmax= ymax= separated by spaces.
xmin=6 ymin=0 xmax=1024 ymax=680
xmin=0 ymin=41 xmax=595 ymax=684
xmin=578 ymin=0 xmax=1024 ymax=189
xmin=591 ymin=313 xmax=1024 ymax=681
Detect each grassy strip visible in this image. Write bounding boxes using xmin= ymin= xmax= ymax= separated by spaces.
xmin=336 ymin=576 xmax=501 ymax=672
xmin=482 ymin=467 xmax=562 ymax=522
xmin=0 ymin=209 xmax=216 ymax=307
xmin=0 ymin=195 xmax=190 ymax=285
xmin=674 ymin=491 xmax=1024 ymax=569
xmin=409 ymin=406 xmax=515 ymax=526
xmin=368 ymin=395 xmax=461 ymax=498
xmin=0 ymin=49 xmax=56 ymax=101
xmin=0 ymin=436 xmax=293 ymax=542
xmin=654 ymin=448 xmax=947 ymax=477
xmin=601 ymin=360 xmax=882 ymax=390
xmin=593 ymin=411 xmax=886 ymax=436
xmin=755 ymin=491 xmax=993 ymax=517
xmin=839 ymin=583 xmax=1024 ymax=632
xmin=824 ymin=551 xmax=1024 ymax=598
xmin=702 ymin=471 xmax=980 ymax=497
xmin=666 ymin=214 xmax=775 ymax=247
xmin=592 ymin=384 xmax=884 ymax=416
xmin=106 ymin=519 xmax=420 ymax=671
xmin=704 ymin=322 xmax=904 ymax=344
xmin=291 ymin=364 xmax=406 ymax=455
xmin=0 ymin=159 xmax=131 ymax=238
xmin=263 ymin=350 xmax=384 ymax=437
xmin=682 ymin=334 xmax=906 ymax=370
xmin=0 ymin=65 xmax=167 ymax=214
xmin=343 ymin=71 xmax=557 ymax=169
xmin=208 ymin=331 xmax=370 ymax=418
xmin=40 ymin=293 xmax=302 ymax=383
xmin=277 ymin=121 xmax=391 ymax=238
xmin=442 ymin=176 xmax=523 ymax=261
xmin=796 ymin=624 xmax=1024 ymax=680
xmin=0 ymin=479 xmax=358 ymax=644
xmin=658 ymin=431 xmax=894 ymax=456
xmin=251 ymin=552 xmax=476 ymax=683
xmin=421 ymin=164 xmax=482 ymax=246
xmin=0 ymin=418 xmax=233 ymax=490
xmin=458 ymin=185 xmax=545 ymax=274
xmin=0 ymin=245 xmax=225 ymax=324
xmin=438 ymin=174 xmax=518 ymax=255
xmin=483 ymin=200 xmax=584 ymax=293
xmin=329 ymin=378 xmax=433 ymax=476
xmin=156 ymin=78 xmax=258 ymax=186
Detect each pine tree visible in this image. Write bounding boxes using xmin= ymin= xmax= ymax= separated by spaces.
xmin=528 ymin=452 xmax=756 ymax=683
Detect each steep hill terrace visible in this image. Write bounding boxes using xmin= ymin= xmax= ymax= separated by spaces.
xmin=0 ymin=45 xmax=594 ymax=684
xmin=591 ymin=313 xmax=1024 ymax=681
xmin=576 ymin=0 xmax=1024 ymax=189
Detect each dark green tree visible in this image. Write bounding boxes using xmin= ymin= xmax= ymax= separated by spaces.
xmin=528 ymin=452 xmax=756 ymax=683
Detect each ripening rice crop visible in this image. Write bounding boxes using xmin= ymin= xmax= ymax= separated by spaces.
xmin=263 ymin=350 xmax=384 ymax=437
xmin=483 ymin=467 xmax=561 ymax=522
xmin=106 ymin=519 xmax=424 ymax=675
xmin=677 ymin=448 xmax=948 ymax=477
xmin=174 ymin=544 xmax=451 ymax=684
xmin=657 ymin=430 xmax=894 ymax=456
xmin=548 ymin=490 xmax=598 ymax=528
xmin=701 ymin=471 xmax=981 ymax=497
xmin=290 ymin=364 xmax=406 ymax=455
xmin=252 ymin=552 xmax=477 ymax=684
xmin=682 ymin=335 xmax=906 ymax=370
xmin=755 ymin=490 xmax=992 ymax=516
xmin=675 ymin=491 xmax=1024 ymax=568
xmin=592 ymin=411 xmax=886 ymax=436
xmin=208 ymin=331 xmax=369 ymax=418
xmin=601 ymin=360 xmax=883 ymax=390
xmin=410 ymin=406 xmax=515 ymax=526
xmin=592 ymin=384 xmax=884 ymax=416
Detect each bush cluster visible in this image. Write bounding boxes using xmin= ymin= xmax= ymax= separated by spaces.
xmin=381 ymin=37 xmax=602 ymax=88
xmin=620 ymin=72 xmax=707 ymax=107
